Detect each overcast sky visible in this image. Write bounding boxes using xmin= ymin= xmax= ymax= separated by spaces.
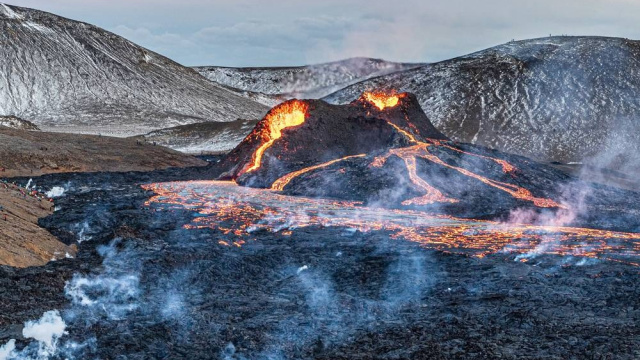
xmin=10 ymin=0 xmax=640 ymax=67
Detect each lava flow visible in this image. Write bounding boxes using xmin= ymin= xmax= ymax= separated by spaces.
xmin=240 ymin=100 xmax=309 ymax=176
xmin=143 ymin=181 xmax=640 ymax=266
xmin=271 ymin=154 xmax=366 ymax=191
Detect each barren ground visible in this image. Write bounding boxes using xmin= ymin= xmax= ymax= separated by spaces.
xmin=0 ymin=127 xmax=207 ymax=178
xmin=0 ymin=181 xmax=75 ymax=267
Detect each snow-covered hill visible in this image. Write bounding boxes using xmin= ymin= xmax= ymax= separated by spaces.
xmin=325 ymin=37 xmax=640 ymax=168
xmin=0 ymin=3 xmax=268 ymax=136
xmin=134 ymin=119 xmax=258 ymax=154
xmin=194 ymin=58 xmax=417 ymax=105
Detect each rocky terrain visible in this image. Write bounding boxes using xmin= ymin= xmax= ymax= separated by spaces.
xmin=0 ymin=3 xmax=267 ymax=136
xmin=325 ymin=36 xmax=640 ymax=169
xmin=1 ymin=5 xmax=639 ymax=359
xmin=134 ymin=119 xmax=258 ymax=154
xmin=0 ymin=116 xmax=39 ymax=131
xmin=0 ymin=126 xmax=206 ymax=178
xmin=0 ymin=94 xmax=638 ymax=359
xmin=195 ymin=58 xmax=416 ymax=106
xmin=0 ymin=180 xmax=75 ymax=268
xmin=0 ymin=163 xmax=638 ymax=359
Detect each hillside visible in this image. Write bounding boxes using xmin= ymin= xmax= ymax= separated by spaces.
xmin=0 ymin=3 xmax=268 ymax=136
xmin=134 ymin=119 xmax=258 ymax=154
xmin=0 ymin=181 xmax=75 ymax=267
xmin=195 ymin=58 xmax=417 ymax=105
xmin=0 ymin=115 xmax=39 ymax=130
xmin=0 ymin=126 xmax=206 ymax=178
xmin=325 ymin=37 xmax=640 ymax=168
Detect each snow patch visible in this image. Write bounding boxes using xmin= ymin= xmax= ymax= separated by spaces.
xmin=22 ymin=21 xmax=54 ymax=34
xmin=0 ymin=4 xmax=23 ymax=20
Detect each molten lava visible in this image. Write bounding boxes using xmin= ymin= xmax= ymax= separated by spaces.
xmin=362 ymin=91 xmax=403 ymax=110
xmin=241 ymin=100 xmax=309 ymax=176
xmin=271 ymin=154 xmax=366 ymax=191
xmin=143 ymin=181 xmax=640 ymax=266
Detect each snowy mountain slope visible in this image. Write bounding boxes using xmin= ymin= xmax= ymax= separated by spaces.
xmin=324 ymin=37 xmax=640 ymax=167
xmin=0 ymin=3 xmax=268 ymax=136
xmin=134 ymin=119 xmax=258 ymax=154
xmin=194 ymin=58 xmax=417 ymax=105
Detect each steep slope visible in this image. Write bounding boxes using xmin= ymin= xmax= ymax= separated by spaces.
xmin=0 ymin=3 xmax=268 ymax=136
xmin=195 ymin=58 xmax=417 ymax=105
xmin=325 ymin=37 xmax=640 ymax=167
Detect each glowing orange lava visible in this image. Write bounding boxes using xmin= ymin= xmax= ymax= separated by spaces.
xmin=440 ymin=143 xmax=516 ymax=174
xmin=271 ymin=154 xmax=366 ymax=191
xmin=241 ymin=100 xmax=309 ymax=175
xmin=362 ymin=92 xmax=403 ymax=110
xmin=142 ymin=181 xmax=640 ymax=266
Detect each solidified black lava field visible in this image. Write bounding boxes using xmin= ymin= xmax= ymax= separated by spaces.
xmin=1 ymin=162 xmax=640 ymax=359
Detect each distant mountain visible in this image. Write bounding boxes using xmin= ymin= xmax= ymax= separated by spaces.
xmin=0 ymin=3 xmax=268 ymax=136
xmin=194 ymin=58 xmax=417 ymax=105
xmin=134 ymin=119 xmax=258 ymax=154
xmin=325 ymin=37 xmax=640 ymax=168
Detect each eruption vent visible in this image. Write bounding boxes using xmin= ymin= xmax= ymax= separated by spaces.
xmin=242 ymin=100 xmax=309 ymax=175
xmin=362 ymin=92 xmax=403 ymax=110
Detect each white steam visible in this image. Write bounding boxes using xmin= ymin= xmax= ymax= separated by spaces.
xmin=45 ymin=186 xmax=65 ymax=198
xmin=0 ymin=310 xmax=69 ymax=360
xmin=0 ymin=340 xmax=15 ymax=360
xmin=22 ymin=310 xmax=67 ymax=356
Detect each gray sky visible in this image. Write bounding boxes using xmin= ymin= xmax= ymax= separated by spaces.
xmin=10 ymin=0 xmax=640 ymax=67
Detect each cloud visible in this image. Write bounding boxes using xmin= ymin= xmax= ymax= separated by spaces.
xmin=12 ymin=0 xmax=640 ymax=66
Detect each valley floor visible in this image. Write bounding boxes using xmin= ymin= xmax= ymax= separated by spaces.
xmin=0 ymin=166 xmax=638 ymax=359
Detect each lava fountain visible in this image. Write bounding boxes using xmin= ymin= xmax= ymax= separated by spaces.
xmin=240 ymin=100 xmax=309 ymax=176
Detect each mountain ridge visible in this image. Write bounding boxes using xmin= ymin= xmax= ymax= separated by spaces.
xmin=324 ymin=36 xmax=640 ymax=168
xmin=0 ymin=3 xmax=268 ymax=136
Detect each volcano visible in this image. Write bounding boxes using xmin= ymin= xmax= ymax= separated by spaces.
xmin=219 ymin=92 xmax=447 ymax=183
xmin=218 ymin=91 xmax=640 ymax=225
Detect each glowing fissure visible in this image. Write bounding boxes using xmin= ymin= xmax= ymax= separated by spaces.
xmin=241 ymin=100 xmax=309 ymax=176
xmin=440 ymin=143 xmax=516 ymax=174
xmin=237 ymin=91 xmax=557 ymax=211
xmin=271 ymin=154 xmax=366 ymax=191
xmin=400 ymin=156 xmax=459 ymax=205
xmin=143 ymin=181 xmax=640 ymax=266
